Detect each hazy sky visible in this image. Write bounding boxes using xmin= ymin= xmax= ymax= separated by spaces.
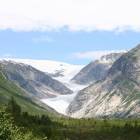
xmin=0 ymin=0 xmax=140 ymax=64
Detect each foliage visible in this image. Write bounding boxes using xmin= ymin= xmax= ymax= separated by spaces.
xmin=0 ymin=98 xmax=140 ymax=140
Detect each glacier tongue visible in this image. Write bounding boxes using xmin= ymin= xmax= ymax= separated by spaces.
xmin=42 ymin=66 xmax=88 ymax=115
xmin=40 ymin=62 xmax=88 ymax=114
xmin=41 ymin=82 xmax=88 ymax=115
xmin=41 ymin=92 xmax=77 ymax=115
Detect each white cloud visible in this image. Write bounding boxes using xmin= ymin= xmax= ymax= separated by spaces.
xmin=0 ymin=0 xmax=140 ymax=31
xmin=73 ymin=50 xmax=127 ymax=60
xmin=32 ymin=36 xmax=54 ymax=43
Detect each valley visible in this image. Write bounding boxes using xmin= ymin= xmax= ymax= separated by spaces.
xmin=0 ymin=52 xmax=124 ymax=116
xmin=1 ymin=1 xmax=140 ymax=139
xmin=1 ymin=45 xmax=140 ymax=139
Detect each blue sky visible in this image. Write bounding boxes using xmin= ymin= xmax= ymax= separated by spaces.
xmin=0 ymin=29 xmax=140 ymax=64
xmin=0 ymin=0 xmax=140 ymax=64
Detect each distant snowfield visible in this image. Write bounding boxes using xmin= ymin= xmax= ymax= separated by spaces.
xmin=1 ymin=58 xmax=87 ymax=115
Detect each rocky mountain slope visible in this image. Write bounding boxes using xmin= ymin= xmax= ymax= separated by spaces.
xmin=0 ymin=60 xmax=73 ymax=98
xmin=72 ymin=53 xmax=124 ymax=85
xmin=0 ymin=66 xmax=59 ymax=116
xmin=67 ymin=45 xmax=140 ymax=118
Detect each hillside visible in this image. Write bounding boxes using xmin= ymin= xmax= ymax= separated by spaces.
xmin=72 ymin=53 xmax=124 ymax=85
xmin=0 ymin=60 xmax=73 ymax=98
xmin=0 ymin=66 xmax=59 ymax=116
xmin=67 ymin=45 xmax=140 ymax=118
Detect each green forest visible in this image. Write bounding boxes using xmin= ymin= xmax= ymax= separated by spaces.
xmin=1 ymin=98 xmax=140 ymax=140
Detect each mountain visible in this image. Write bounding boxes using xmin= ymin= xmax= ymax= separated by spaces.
xmin=2 ymin=58 xmax=84 ymax=85
xmin=0 ymin=59 xmax=87 ymax=115
xmin=72 ymin=53 xmax=124 ymax=85
xmin=0 ymin=60 xmax=73 ymax=99
xmin=67 ymin=45 xmax=140 ymax=118
xmin=0 ymin=66 xmax=59 ymax=116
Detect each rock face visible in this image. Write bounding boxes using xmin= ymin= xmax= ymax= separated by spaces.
xmin=0 ymin=68 xmax=61 ymax=116
xmin=67 ymin=45 xmax=140 ymax=118
xmin=0 ymin=61 xmax=73 ymax=98
xmin=72 ymin=53 xmax=124 ymax=85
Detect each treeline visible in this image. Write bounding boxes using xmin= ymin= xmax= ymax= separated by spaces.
xmin=1 ymin=98 xmax=140 ymax=140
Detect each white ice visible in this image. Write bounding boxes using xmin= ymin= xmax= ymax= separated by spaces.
xmin=41 ymin=82 xmax=88 ymax=115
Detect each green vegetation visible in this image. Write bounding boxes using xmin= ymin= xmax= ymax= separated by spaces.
xmin=0 ymin=100 xmax=48 ymax=140
xmin=1 ymin=98 xmax=140 ymax=140
xmin=0 ymin=69 xmax=59 ymax=117
xmin=0 ymin=70 xmax=43 ymax=112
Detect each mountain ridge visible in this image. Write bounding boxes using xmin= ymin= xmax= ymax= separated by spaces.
xmin=72 ymin=52 xmax=124 ymax=85
xmin=0 ymin=60 xmax=73 ymax=98
xmin=67 ymin=45 xmax=140 ymax=118
xmin=1 ymin=58 xmax=84 ymax=84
